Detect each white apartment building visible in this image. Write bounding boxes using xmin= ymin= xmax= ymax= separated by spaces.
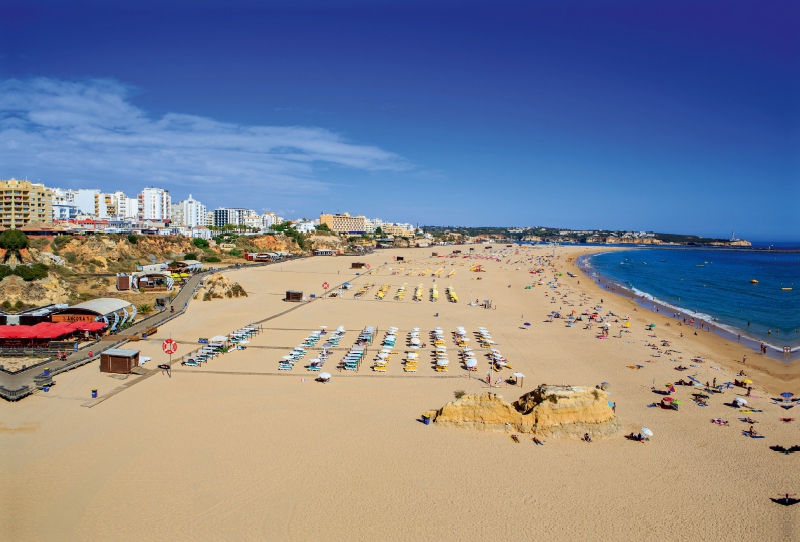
xmin=110 ymin=191 xmax=138 ymax=219
xmin=171 ymin=194 xmax=206 ymax=227
xmin=364 ymin=218 xmax=384 ymax=234
xmin=51 ymin=188 xmax=79 ymax=221
xmin=243 ymin=210 xmax=263 ymax=230
xmin=72 ymin=189 xmax=100 ymax=216
xmin=138 ymin=187 xmax=171 ymax=221
xmin=293 ymin=220 xmax=317 ymax=234
xmin=261 ymin=212 xmax=278 ymax=229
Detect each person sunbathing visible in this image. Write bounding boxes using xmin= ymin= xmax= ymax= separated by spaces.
xmin=532 ymin=436 xmax=544 ymax=445
xmin=582 ymin=433 xmax=592 ymax=443
xmin=747 ymin=426 xmax=758 ymax=437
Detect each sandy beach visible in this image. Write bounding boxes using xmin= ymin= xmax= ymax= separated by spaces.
xmin=2 ymin=246 xmax=797 ymax=541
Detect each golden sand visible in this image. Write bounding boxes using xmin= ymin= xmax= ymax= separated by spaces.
xmin=2 ymin=246 xmax=796 ymax=540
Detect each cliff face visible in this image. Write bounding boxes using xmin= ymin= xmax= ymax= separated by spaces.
xmin=426 ymin=386 xmax=621 ymax=439
xmin=0 ymin=275 xmax=70 ymax=306
xmin=247 ymin=235 xmax=301 ymax=254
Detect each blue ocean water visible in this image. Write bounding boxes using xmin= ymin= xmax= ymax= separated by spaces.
xmin=583 ymin=248 xmax=800 ymax=349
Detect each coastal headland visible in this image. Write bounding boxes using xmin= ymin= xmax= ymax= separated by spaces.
xmin=2 ymin=246 xmax=796 ymax=540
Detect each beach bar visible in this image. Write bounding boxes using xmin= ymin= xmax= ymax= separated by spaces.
xmin=100 ymin=348 xmax=140 ymax=374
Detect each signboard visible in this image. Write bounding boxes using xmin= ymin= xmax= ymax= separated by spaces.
xmin=162 ymin=339 xmax=178 ymax=355
xmin=322 ymin=282 xmax=329 ymax=290
xmin=52 ymin=314 xmax=96 ymax=323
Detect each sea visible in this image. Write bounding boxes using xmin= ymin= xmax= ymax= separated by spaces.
xmin=579 ymin=247 xmax=800 ymax=353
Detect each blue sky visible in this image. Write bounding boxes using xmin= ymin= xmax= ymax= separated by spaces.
xmin=1 ymin=0 xmax=798 ymax=240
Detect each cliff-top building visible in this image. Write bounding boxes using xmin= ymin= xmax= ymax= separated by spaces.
xmin=0 ymin=179 xmax=53 ymax=228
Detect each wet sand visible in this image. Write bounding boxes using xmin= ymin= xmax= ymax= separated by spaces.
xmin=2 ymin=246 xmax=796 ymax=541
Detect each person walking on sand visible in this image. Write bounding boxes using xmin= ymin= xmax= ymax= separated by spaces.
xmin=743 ymin=355 xmax=747 ymax=364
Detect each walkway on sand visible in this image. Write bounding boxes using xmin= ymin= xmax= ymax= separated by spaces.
xmin=0 ymin=262 xmax=295 ymax=400
xmin=0 ymin=259 xmax=362 ymax=401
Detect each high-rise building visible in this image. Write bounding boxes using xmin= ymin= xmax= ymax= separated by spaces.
xmin=138 ymin=187 xmax=171 ymax=221
xmin=213 ymin=207 xmax=248 ymax=227
xmin=72 ymin=189 xmax=101 ymax=216
xmin=0 ymin=179 xmax=53 ymax=228
xmin=262 ymin=212 xmax=278 ymax=229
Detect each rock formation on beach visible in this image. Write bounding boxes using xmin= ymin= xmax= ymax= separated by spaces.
xmin=197 ymin=273 xmax=248 ymax=301
xmin=425 ymin=385 xmax=621 ymax=439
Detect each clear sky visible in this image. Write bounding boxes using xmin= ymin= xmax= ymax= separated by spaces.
xmin=1 ymin=0 xmax=798 ymax=240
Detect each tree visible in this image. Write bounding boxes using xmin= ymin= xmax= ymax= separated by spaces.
xmin=374 ymin=226 xmax=383 ymax=236
xmin=192 ymin=238 xmax=209 ymax=249
xmin=127 ymin=234 xmax=138 ymax=244
xmin=0 ymin=229 xmax=29 ymax=251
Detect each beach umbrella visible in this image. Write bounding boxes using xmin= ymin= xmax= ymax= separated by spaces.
xmin=436 ymin=359 xmax=449 ymax=366
xmin=239 ymin=340 xmax=249 ymax=344
xmin=649 ymin=324 xmax=656 ymax=329
xmin=641 ymin=428 xmax=653 ymax=437
xmin=662 ymin=397 xmax=674 ymax=403
xmin=624 ymin=322 xmax=631 ymax=328
xmin=781 ymin=392 xmax=794 ymax=399
xmin=741 ymin=379 xmax=753 ymax=384
xmin=465 ymin=359 xmax=478 ymax=368
xmin=318 ymin=372 xmax=331 ymax=380
xmin=733 ymin=397 xmax=747 ymax=405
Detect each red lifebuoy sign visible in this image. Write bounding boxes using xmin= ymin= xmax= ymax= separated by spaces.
xmin=162 ymin=339 xmax=178 ymax=355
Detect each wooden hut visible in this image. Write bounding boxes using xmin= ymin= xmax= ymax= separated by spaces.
xmin=100 ymin=348 xmax=140 ymax=374
xmin=285 ymin=290 xmax=303 ymax=302
xmin=351 ymin=262 xmax=366 ymax=269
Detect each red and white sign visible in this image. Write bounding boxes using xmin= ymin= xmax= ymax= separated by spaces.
xmin=365 ymin=264 xmax=371 ymax=269
xmin=162 ymin=339 xmax=178 ymax=355
xmin=322 ymin=282 xmax=329 ymax=290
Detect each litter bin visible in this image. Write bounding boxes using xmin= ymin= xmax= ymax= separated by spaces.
xmin=43 ymin=386 xmax=50 ymax=392
xmin=91 ymin=389 xmax=98 ymax=399
xmin=43 ymin=368 xmax=50 ymax=377
xmin=422 ymin=415 xmax=431 ymax=426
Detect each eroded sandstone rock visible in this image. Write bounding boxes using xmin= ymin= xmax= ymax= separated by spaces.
xmin=425 ymin=385 xmax=621 ymax=439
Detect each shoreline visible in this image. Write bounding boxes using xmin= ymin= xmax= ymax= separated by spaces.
xmin=575 ymin=251 xmax=799 ymax=359
xmin=553 ymin=248 xmax=800 ymax=392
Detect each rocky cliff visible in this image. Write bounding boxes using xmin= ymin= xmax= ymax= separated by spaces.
xmin=425 ymin=385 xmax=621 ymax=439
xmin=0 ymin=275 xmax=70 ymax=307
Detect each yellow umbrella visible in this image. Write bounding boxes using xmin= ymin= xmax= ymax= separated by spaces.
xmin=624 ymin=322 xmax=631 ymax=328
xmin=741 ymin=379 xmax=753 ymax=384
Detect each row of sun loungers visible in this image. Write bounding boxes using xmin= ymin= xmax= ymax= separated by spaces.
xmin=447 ymin=286 xmax=458 ymax=302
xmin=376 ymin=284 xmax=391 ymax=300
xmin=395 ymin=283 xmax=408 ymax=300
xmin=353 ymin=283 xmax=374 ymax=299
